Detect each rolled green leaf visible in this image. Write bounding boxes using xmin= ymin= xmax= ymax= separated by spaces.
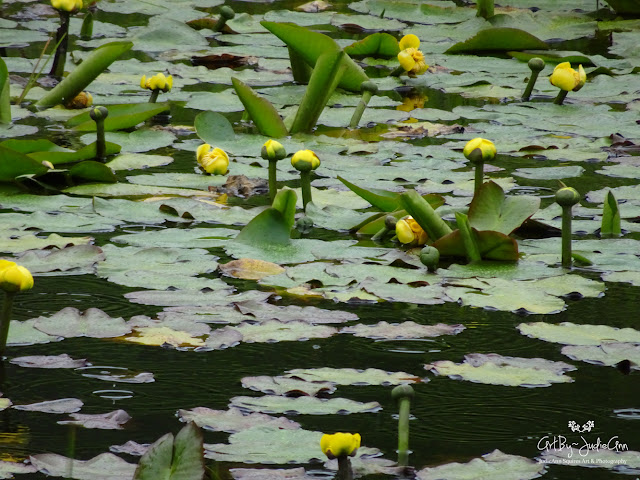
xmin=455 ymin=212 xmax=482 ymax=263
xmin=68 ymin=103 xmax=170 ymax=131
xmin=271 ymin=188 xmax=297 ymax=230
xmin=344 ymin=32 xmax=400 ymax=58
xmin=399 ymin=190 xmax=452 ymax=241
xmin=601 ymin=190 xmax=621 ymax=237
xmin=288 ymin=46 xmax=312 ymax=84
xmin=35 ymin=41 xmax=133 ymax=110
xmin=231 ymin=77 xmax=288 ymax=138
xmin=261 ymin=21 xmax=368 ymax=92
xmin=0 ymin=57 xmax=10 ymax=124
xmin=289 ymin=50 xmax=345 ymax=134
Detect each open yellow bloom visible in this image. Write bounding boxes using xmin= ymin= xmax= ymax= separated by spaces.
xmin=398 ymin=48 xmax=428 ymax=77
xmin=291 ymin=149 xmax=320 ymax=171
xmin=0 ymin=264 xmax=34 ymax=293
xmin=549 ymin=62 xmax=586 ymax=92
xmin=463 ymin=138 xmax=496 ymax=162
xmin=396 ymin=216 xmax=428 ymax=245
xmin=399 ymin=34 xmax=420 ymax=51
xmin=196 ymin=144 xmax=229 ymax=175
xmin=51 ymin=0 xmax=82 ymax=12
xmin=320 ymin=433 xmax=361 ymax=460
xmin=140 ymin=73 xmax=173 ymax=93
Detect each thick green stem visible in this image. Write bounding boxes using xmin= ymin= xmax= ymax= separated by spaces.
xmin=371 ymin=226 xmax=389 ymax=242
xmin=389 ymin=65 xmax=406 ymax=77
xmin=521 ymin=71 xmax=540 ymax=101
xmin=474 ymin=161 xmax=484 ymax=195
xmin=349 ymin=90 xmax=373 ymax=129
xmin=397 ymin=397 xmax=411 ymax=466
xmin=268 ymin=160 xmax=278 ymax=204
xmin=148 ymin=89 xmax=160 ymax=103
xmin=476 ymin=0 xmax=494 ymax=18
xmin=400 ymin=190 xmax=452 ymax=241
xmin=94 ymin=119 xmax=105 ymax=161
xmin=336 ymin=456 xmax=353 ymax=480
xmin=300 ymin=170 xmax=312 ymax=211
xmin=561 ymin=206 xmax=572 ymax=268
xmin=554 ymin=89 xmax=569 ymax=105
xmin=0 ymin=291 xmax=16 ymax=359
xmin=50 ymin=11 xmax=70 ymax=78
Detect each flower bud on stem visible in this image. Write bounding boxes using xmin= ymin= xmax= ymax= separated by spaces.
xmin=0 ymin=291 xmax=16 ymax=359
xmin=90 ymin=106 xmax=108 ymax=162
xmin=556 ymin=186 xmax=580 ymax=268
xmin=522 ymin=58 xmax=544 ymax=101
xmin=371 ymin=215 xmax=397 ymax=242
xmin=213 ymin=6 xmax=235 ymax=32
xmin=50 ymin=11 xmax=70 ymax=78
xmin=349 ymin=81 xmax=378 ymax=128
xmin=392 ymin=385 xmax=414 ymax=467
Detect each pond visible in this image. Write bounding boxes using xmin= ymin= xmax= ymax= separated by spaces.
xmin=0 ymin=0 xmax=639 ymax=478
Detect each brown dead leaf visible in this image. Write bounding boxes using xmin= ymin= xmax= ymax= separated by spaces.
xmin=220 ymin=258 xmax=285 ymax=281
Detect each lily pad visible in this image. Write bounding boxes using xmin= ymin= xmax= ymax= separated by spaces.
xmin=57 ymin=410 xmax=132 ymax=429
xmin=230 ymin=394 xmax=381 ymax=415
xmin=241 ymin=375 xmax=336 ymax=396
xmin=561 ymin=343 xmax=640 ymax=370
xmin=10 ymin=354 xmax=88 ymax=369
xmin=340 ymin=321 xmax=465 ymax=339
xmin=283 ymin=367 xmax=419 ymax=385
xmin=33 ymin=307 xmax=131 ymax=339
xmin=517 ymin=322 xmax=640 ymax=346
xmin=178 ymin=407 xmax=301 ymax=433
xmin=425 ymin=353 xmax=576 ymax=387
xmin=219 ymin=258 xmax=285 ymax=280
xmin=13 ymin=398 xmax=83 ymax=414
xmin=230 ymin=320 xmax=337 ymax=343
xmin=125 ymin=326 xmax=206 ymax=348
xmin=30 ymin=453 xmax=136 ymax=480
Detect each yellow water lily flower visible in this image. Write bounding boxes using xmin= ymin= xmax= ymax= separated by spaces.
xmin=51 ymin=0 xmax=82 ymax=12
xmin=291 ymin=149 xmax=320 ymax=171
xmin=196 ymin=144 xmax=229 ymax=175
xmin=398 ymin=47 xmax=428 ymax=77
xmin=140 ymin=73 xmax=173 ymax=93
xmin=320 ymin=433 xmax=361 ymax=460
xmin=261 ymin=139 xmax=286 ymax=161
xmin=65 ymin=91 xmax=93 ymax=109
xmin=396 ymin=216 xmax=428 ymax=245
xmin=0 ymin=265 xmax=34 ymax=293
xmin=549 ymin=62 xmax=586 ymax=92
xmin=398 ymin=34 xmax=420 ymax=51
xmin=463 ymin=138 xmax=496 ymax=162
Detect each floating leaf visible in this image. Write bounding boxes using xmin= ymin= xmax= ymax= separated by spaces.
xmin=219 ymin=258 xmax=285 ymax=280
xmin=125 ymin=327 xmax=206 ymax=348
xmin=30 ymin=453 xmax=136 ymax=480
xmin=340 ymin=321 xmax=465 ymax=340
xmin=284 ymin=367 xmax=418 ymax=385
xmin=561 ymin=343 xmax=640 ymax=370
xmin=13 ymin=398 xmax=83 ymax=414
xmin=58 ymin=410 xmax=132 ymax=429
xmin=231 ymin=320 xmax=337 ymax=343
xmin=178 ymin=407 xmax=300 ymax=433
xmin=10 ymin=354 xmax=88 ymax=369
xmin=229 ymin=395 xmax=381 ymax=415
xmin=517 ymin=322 xmax=640 ymax=346
xmin=241 ymin=375 xmax=336 ymax=396
xmin=230 ymin=467 xmax=314 ymax=480
xmin=425 ymin=353 xmax=576 ymax=387
xmin=33 ymin=307 xmax=131 ymax=339
xmin=194 ymin=110 xmax=236 ymax=144
xmin=445 ymin=28 xmax=548 ymax=54
xmin=234 ymin=300 xmax=357 ymax=324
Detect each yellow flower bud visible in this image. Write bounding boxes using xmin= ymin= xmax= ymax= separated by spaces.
xmin=261 ymin=139 xmax=287 ymax=161
xmin=291 ymin=149 xmax=320 ymax=172
xmin=397 ymin=48 xmax=428 ymax=77
xmin=396 ymin=216 xmax=428 ymax=245
xmin=51 ymin=0 xmax=81 ymax=12
xmin=463 ymin=138 xmax=496 ymax=163
xmin=140 ymin=75 xmax=147 ymax=89
xmin=196 ymin=145 xmax=229 ymax=175
xmin=0 ymin=260 xmax=17 ymax=271
xmin=399 ymin=34 xmax=420 ymax=51
xmin=0 ymin=265 xmax=34 ymax=293
xmin=320 ymin=433 xmax=361 ymax=460
xmin=549 ymin=62 xmax=586 ymax=92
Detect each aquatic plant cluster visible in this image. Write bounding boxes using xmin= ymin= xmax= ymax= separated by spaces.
xmin=0 ymin=0 xmax=639 ymax=478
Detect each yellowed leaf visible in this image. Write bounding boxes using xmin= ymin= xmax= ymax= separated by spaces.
xmin=125 ymin=327 xmax=205 ymax=347
xmin=295 ymin=0 xmax=331 ymax=12
xmin=219 ymin=258 xmax=285 ymax=281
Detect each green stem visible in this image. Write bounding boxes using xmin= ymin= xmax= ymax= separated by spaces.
xmin=399 ymin=190 xmax=452 ymax=241
xmin=336 ymin=456 xmax=353 ymax=480
xmin=371 ymin=226 xmax=389 ymax=242
xmin=561 ymin=205 xmax=572 ymax=268
xmin=474 ymin=160 xmax=484 ymax=195
xmin=397 ymin=397 xmax=411 ymax=466
xmin=300 ymin=170 xmax=312 ymax=211
xmin=521 ymin=71 xmax=540 ymax=101
xmin=50 ymin=11 xmax=70 ymax=78
xmin=95 ymin=118 xmax=105 ymax=162
xmin=268 ymin=160 xmax=278 ymax=204
xmin=476 ymin=0 xmax=494 ymax=18
xmin=148 ymin=89 xmax=160 ymax=103
xmin=554 ymin=89 xmax=569 ymax=105
xmin=0 ymin=292 xmax=16 ymax=359
xmin=349 ymin=90 xmax=372 ymax=129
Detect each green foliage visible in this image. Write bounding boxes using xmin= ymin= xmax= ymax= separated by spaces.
xmin=260 ymin=21 xmax=368 ymax=92
xmin=67 ymin=103 xmax=170 ymax=131
xmin=399 ymin=190 xmax=452 ymax=241
xmin=0 ymin=145 xmax=50 ymax=181
xmin=289 ymin=51 xmax=345 ymax=134
xmin=0 ymin=57 xmax=10 ymax=124
xmin=601 ymin=190 xmax=621 ymax=237
xmin=235 ymin=189 xmax=298 ymax=247
xmin=29 ymin=142 xmax=121 ymax=165
xmin=344 ymin=33 xmax=400 ymax=58
xmin=35 ymin=41 xmax=133 ymax=110
xmin=134 ymin=423 xmax=205 ymax=480
xmin=446 ymin=28 xmax=548 ymax=54
xmin=231 ymin=77 xmax=288 ymax=138
xmin=194 ymin=111 xmax=235 ymax=144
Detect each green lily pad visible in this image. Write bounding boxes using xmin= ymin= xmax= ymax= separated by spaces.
xmin=517 ymin=322 xmax=640 ymax=346
xmin=417 ymin=449 xmax=545 ymax=480
xmin=230 ymin=320 xmax=337 ymax=343
xmin=283 ymin=367 xmax=419 ymax=385
xmin=15 ymin=245 xmax=105 ymax=275
xmin=561 ymin=343 xmax=640 ymax=370
xmin=229 ymin=395 xmax=381 ymax=415
xmin=80 ymin=130 xmax=176 ymax=153
xmin=178 ymin=407 xmax=301 ymax=433
xmin=58 ymin=410 xmax=132 ymax=429
xmin=241 ymin=376 xmax=336 ymax=396
xmin=10 ymin=354 xmax=88 ymax=369
xmin=105 ymin=153 xmax=174 ymax=171
xmin=13 ymin=398 xmax=83 ymax=414
xmin=30 ymin=452 xmax=136 ymax=480
xmin=33 ymin=307 xmax=131 ymax=339
xmin=234 ymin=299 xmax=357 ymax=324
xmin=446 ymin=27 xmax=548 ymax=54
xmin=7 ymin=319 xmax=61 ymax=346
xmin=425 ymin=353 xmax=576 ymax=387
xmin=340 ymin=321 xmax=465 ymax=340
